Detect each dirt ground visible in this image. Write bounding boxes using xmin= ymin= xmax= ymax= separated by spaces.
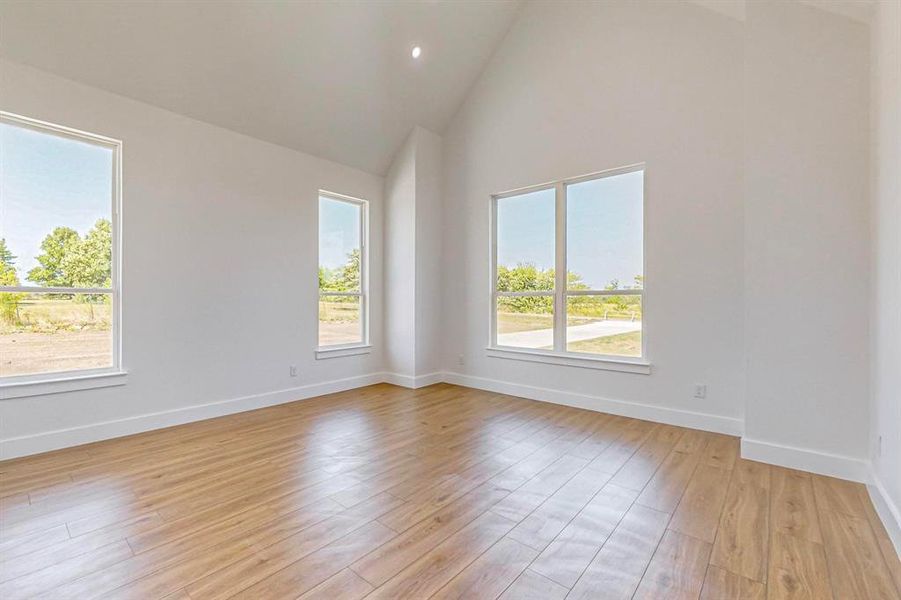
xmin=318 ymin=321 xmax=362 ymax=346
xmin=0 ymin=330 xmax=112 ymax=377
xmin=2 ymin=325 xmax=359 ymax=377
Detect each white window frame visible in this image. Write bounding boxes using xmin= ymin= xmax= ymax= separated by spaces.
xmin=315 ymin=190 xmax=370 ymax=359
xmin=488 ymin=163 xmax=649 ymax=374
xmin=0 ymin=111 xmax=127 ymax=398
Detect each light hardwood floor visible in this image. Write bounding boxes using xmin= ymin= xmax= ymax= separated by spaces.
xmin=1 ymin=383 xmax=899 ymax=599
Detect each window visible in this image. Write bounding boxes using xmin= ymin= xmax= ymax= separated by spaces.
xmin=490 ymin=165 xmax=645 ymax=365
xmin=0 ymin=112 xmax=122 ymax=383
xmin=318 ymin=191 xmax=368 ymax=351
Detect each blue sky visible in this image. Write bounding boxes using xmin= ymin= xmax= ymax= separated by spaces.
xmin=1 ymin=122 xmax=112 ymax=283
xmin=2 ymin=118 xmax=638 ymax=290
xmin=319 ymin=196 xmax=360 ymax=270
xmin=497 ymin=170 xmax=643 ymax=289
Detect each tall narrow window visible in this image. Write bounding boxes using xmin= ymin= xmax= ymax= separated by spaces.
xmin=0 ymin=112 xmax=122 ymax=380
xmin=491 ymin=165 xmax=644 ymax=361
xmin=318 ymin=191 xmax=367 ymax=349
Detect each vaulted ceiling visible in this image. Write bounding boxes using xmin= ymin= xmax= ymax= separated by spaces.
xmin=0 ymin=0 xmax=875 ymax=175
xmin=0 ymin=0 xmax=522 ymax=174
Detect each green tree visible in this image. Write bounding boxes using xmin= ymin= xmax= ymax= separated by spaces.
xmin=336 ymin=249 xmax=361 ymax=291
xmin=61 ymin=219 xmax=112 ymax=289
xmin=495 ymin=264 xmax=588 ymax=314
xmin=0 ymin=238 xmax=16 ymax=270
xmin=320 ymin=250 xmax=361 ymax=297
xmin=0 ymin=240 xmax=24 ymax=325
xmin=26 ymin=226 xmax=80 ymax=288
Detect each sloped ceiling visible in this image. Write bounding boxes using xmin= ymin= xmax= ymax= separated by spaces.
xmin=0 ymin=0 xmax=523 ymax=175
xmin=688 ymin=0 xmax=876 ymax=22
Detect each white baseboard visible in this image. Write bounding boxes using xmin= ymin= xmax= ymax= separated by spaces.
xmin=868 ymin=470 xmax=901 ymax=556
xmin=0 ymin=372 xmax=385 ymax=460
xmin=382 ymin=372 xmax=444 ymax=389
xmin=441 ymin=371 xmax=743 ymax=436
xmin=740 ymin=437 xmax=870 ymax=483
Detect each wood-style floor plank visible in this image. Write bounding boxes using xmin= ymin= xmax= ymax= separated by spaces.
xmin=498 ymin=568 xmax=568 ymax=600
xmin=700 ymin=565 xmax=766 ymax=600
xmin=635 ymin=444 xmax=704 ymax=514
xmin=766 ymin=531 xmax=833 ymax=600
xmin=228 ymin=520 xmax=396 ymax=599
xmin=812 ymin=474 xmax=868 ymax=518
xmin=0 ymin=383 xmax=895 ymax=600
xmin=429 ymin=537 xmax=537 ymax=599
xmin=297 ymin=568 xmax=373 ymax=600
xmin=856 ymin=486 xmax=901 ymax=596
xmin=632 ymin=529 xmax=712 ymax=600
xmin=710 ymin=458 xmax=771 ymax=584
xmin=505 ymin=467 xmax=610 ymax=551
xmin=366 ymin=510 xmax=516 ymax=598
xmin=668 ymin=463 xmax=732 ymax=543
xmin=567 ymin=502 xmax=670 ymax=600
xmin=770 ymin=467 xmax=823 ymax=544
xmin=818 ymin=508 xmax=899 ymax=600
xmin=529 ymin=483 xmax=637 ymax=587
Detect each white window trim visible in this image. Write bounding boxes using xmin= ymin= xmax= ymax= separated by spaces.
xmin=0 ymin=112 xmax=126 ymax=396
xmin=316 ymin=190 xmax=369 ymax=355
xmin=0 ymin=370 xmax=128 ymax=400
xmin=315 ymin=344 xmax=372 ymax=360
xmin=485 ymin=347 xmax=650 ymax=374
xmin=488 ymin=163 xmax=648 ymax=372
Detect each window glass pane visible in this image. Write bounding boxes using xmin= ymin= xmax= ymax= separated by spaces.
xmin=566 ymin=294 xmax=641 ymax=357
xmin=318 ymin=295 xmax=361 ymax=346
xmin=496 ymin=188 xmax=555 ymax=292
xmin=319 ymin=197 xmax=361 ymax=293
xmin=0 ymin=122 xmax=113 ymax=289
xmin=0 ymin=292 xmax=112 ymax=377
xmin=496 ymin=295 xmax=554 ymax=349
xmin=566 ymin=170 xmax=643 ymax=291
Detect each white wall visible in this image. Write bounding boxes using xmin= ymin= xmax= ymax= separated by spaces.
xmin=0 ymin=60 xmax=385 ymax=457
xmin=742 ymin=1 xmax=871 ymax=471
xmin=384 ymin=130 xmax=417 ymax=377
xmin=441 ymin=0 xmax=746 ymax=432
xmin=383 ymin=126 xmax=444 ymax=382
xmin=413 ymin=128 xmax=444 ymax=377
xmin=870 ymin=0 xmax=901 ymax=545
xmin=442 ymin=0 xmax=875 ymax=477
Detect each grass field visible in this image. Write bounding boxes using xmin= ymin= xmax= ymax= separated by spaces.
xmin=497 ymin=312 xmax=554 ymax=334
xmin=567 ymin=330 xmax=642 ymax=356
xmin=1 ymin=296 xmax=111 ymax=334
xmin=498 ymin=310 xmax=641 ymax=357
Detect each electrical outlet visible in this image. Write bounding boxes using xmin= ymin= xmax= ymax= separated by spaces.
xmin=289 ymin=365 xmax=298 ymax=377
xmin=693 ymin=384 xmax=707 ymax=399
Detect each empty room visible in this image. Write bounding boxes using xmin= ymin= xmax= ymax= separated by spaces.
xmin=0 ymin=0 xmax=899 ymax=598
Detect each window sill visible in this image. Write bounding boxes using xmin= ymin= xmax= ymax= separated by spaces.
xmin=0 ymin=370 xmax=129 ymax=400
xmin=486 ymin=347 xmax=651 ymax=374
xmin=315 ymin=344 xmax=372 ymax=360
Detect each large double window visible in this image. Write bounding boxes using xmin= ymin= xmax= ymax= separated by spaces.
xmin=318 ymin=191 xmax=368 ymax=350
xmin=490 ymin=165 xmax=645 ymax=362
xmin=0 ymin=112 xmax=122 ymax=383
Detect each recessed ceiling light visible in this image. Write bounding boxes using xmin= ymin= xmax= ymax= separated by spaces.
xmin=411 ymin=46 xmax=422 ymax=59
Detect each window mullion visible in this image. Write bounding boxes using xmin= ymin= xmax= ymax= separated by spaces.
xmin=554 ymin=181 xmax=566 ymax=352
